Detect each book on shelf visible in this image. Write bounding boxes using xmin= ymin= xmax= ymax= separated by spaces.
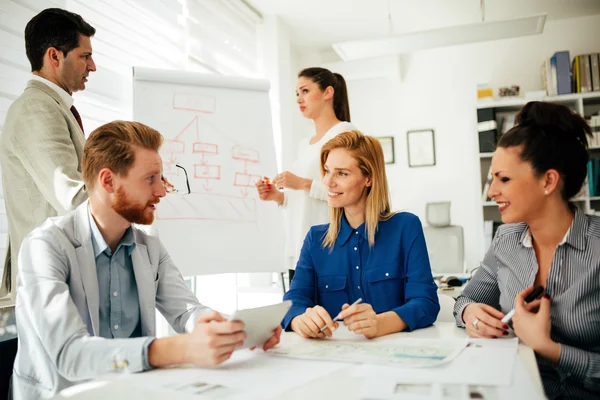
xmin=542 ymin=51 xmax=571 ymax=96
xmin=572 ymin=53 xmax=600 ymax=94
xmin=587 ymin=159 xmax=600 ymax=197
xmin=592 ymin=54 xmax=600 ymax=92
xmin=581 ymin=54 xmax=590 ymax=93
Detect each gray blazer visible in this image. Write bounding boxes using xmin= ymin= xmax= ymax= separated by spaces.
xmin=0 ymin=80 xmax=88 ymax=303
xmin=12 ymin=201 xmax=210 ymax=400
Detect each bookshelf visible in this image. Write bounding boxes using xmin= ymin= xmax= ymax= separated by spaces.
xmin=476 ymin=92 xmax=600 ymax=241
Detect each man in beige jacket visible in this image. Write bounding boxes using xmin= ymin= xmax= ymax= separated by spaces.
xmin=0 ymin=8 xmax=96 ymax=305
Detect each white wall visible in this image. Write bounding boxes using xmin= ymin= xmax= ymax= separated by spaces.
xmin=257 ymin=15 xmax=295 ymax=171
xmin=292 ymin=15 xmax=600 ymax=270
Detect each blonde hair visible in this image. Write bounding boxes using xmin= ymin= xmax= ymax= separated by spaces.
xmin=82 ymin=120 xmax=163 ymax=191
xmin=320 ymin=130 xmax=394 ymax=248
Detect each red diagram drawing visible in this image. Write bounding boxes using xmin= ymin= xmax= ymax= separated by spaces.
xmin=157 ymin=111 xmax=263 ymax=221
xmin=231 ymin=145 xmax=261 ymax=197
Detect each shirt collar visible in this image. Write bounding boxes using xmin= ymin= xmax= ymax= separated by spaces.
xmin=87 ymin=205 xmax=136 ymax=257
xmin=338 ymin=214 xmax=367 ymax=246
xmin=30 ymin=74 xmax=74 ymax=108
xmin=520 ymin=207 xmax=587 ymax=251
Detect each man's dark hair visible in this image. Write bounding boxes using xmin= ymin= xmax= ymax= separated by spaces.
xmin=25 ymin=8 xmax=96 ymax=72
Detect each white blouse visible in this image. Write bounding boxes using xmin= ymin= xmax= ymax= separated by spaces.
xmin=282 ymin=121 xmax=357 ymax=265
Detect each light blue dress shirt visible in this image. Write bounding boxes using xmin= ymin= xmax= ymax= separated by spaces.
xmin=88 ymin=207 xmax=142 ymax=340
xmin=88 ymin=207 xmax=153 ymax=370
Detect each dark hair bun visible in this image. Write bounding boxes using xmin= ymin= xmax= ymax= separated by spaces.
xmin=516 ymin=102 xmax=589 ymax=150
xmin=499 ymin=101 xmax=593 ymax=201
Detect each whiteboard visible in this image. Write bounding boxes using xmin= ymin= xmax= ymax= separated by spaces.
xmin=133 ymin=67 xmax=285 ymax=276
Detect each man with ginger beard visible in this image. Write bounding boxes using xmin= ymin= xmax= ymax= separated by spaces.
xmin=12 ymin=121 xmax=281 ymax=400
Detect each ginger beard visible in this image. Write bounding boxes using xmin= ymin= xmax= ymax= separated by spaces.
xmin=112 ymin=186 xmax=159 ymax=225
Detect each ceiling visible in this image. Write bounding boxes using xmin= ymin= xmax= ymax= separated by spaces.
xmin=246 ymin=0 xmax=600 ymax=51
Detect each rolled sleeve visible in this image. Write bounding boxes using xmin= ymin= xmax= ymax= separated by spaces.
xmin=394 ymin=218 xmax=439 ymax=331
xmin=142 ymin=337 xmax=156 ymax=371
xmin=393 ymin=284 xmax=438 ymax=331
xmin=393 ymin=304 xmax=423 ymax=332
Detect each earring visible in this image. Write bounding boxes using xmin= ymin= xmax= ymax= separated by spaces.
xmin=544 ymin=190 xmax=549 ymax=195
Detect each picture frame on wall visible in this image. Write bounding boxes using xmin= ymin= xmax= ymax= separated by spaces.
xmin=377 ymin=136 xmax=395 ymax=164
xmin=407 ymin=129 xmax=436 ymax=167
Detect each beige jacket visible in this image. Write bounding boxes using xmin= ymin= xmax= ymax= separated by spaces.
xmin=0 ymin=80 xmax=87 ymax=304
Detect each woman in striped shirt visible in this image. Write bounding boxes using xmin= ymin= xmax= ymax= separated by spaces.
xmin=454 ymin=101 xmax=599 ymax=399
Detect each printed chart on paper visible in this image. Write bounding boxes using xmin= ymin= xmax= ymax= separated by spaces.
xmin=268 ymin=338 xmax=468 ymax=368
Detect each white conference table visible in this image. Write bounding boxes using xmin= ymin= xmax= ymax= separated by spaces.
xmin=52 ymin=322 xmax=544 ymax=400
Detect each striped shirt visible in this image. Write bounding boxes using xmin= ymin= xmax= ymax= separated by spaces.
xmin=454 ymin=208 xmax=600 ymax=400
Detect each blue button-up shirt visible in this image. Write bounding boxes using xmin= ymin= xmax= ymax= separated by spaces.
xmin=282 ymin=212 xmax=440 ymax=331
xmin=88 ymin=208 xmax=142 ymax=340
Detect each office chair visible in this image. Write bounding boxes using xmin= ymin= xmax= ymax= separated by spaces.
xmin=435 ymin=293 xmax=456 ymax=323
xmin=0 ymin=306 xmax=17 ymax=400
xmin=422 ymin=202 xmax=465 ymax=274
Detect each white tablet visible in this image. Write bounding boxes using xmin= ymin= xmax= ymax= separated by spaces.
xmin=228 ymin=300 xmax=292 ymax=349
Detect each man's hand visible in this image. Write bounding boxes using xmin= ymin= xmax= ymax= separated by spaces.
xmin=186 ymin=311 xmax=246 ymax=366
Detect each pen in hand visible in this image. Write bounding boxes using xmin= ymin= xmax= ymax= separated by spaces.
xmin=501 ymin=286 xmax=544 ymax=324
xmin=319 ymin=298 xmax=363 ymax=332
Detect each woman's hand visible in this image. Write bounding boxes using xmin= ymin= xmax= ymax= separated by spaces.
xmin=338 ymin=303 xmax=379 ymax=339
xmin=463 ymin=303 xmax=509 ymax=338
xmin=512 ymin=287 xmax=560 ymax=363
xmin=273 ymin=171 xmax=311 ymax=191
xmin=290 ymin=306 xmax=338 ymax=338
xmin=255 ymin=177 xmax=284 ymax=204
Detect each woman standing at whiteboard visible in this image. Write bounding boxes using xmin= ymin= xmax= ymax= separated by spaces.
xmin=255 ymin=67 xmax=357 ymax=281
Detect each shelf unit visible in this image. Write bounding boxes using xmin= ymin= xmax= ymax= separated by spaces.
xmin=476 ymin=92 xmax=600 ymax=229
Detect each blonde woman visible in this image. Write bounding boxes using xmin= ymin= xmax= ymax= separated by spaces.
xmin=281 ymin=131 xmax=439 ymax=339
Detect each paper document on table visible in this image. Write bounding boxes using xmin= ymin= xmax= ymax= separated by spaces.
xmin=360 ymin=379 xmax=500 ymax=400
xmin=267 ymin=338 xmax=468 ymax=367
xmin=355 ymin=337 xmax=518 ymax=386
xmin=496 ymin=356 xmax=546 ymax=400
xmin=126 ymin=349 xmax=349 ymax=399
